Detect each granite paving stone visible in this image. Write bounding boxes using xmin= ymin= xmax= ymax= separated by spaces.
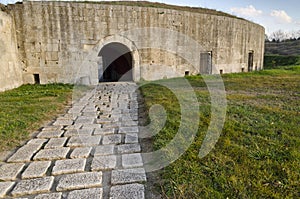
xmin=102 ymin=134 xmax=122 ymax=145
xmin=111 ymin=168 xmax=146 ymax=185
xmin=0 ymin=163 xmax=25 ymax=180
xmin=44 ymin=137 xmax=68 ymax=149
xmin=117 ymin=144 xmax=141 ymax=154
xmin=21 ymin=161 xmax=51 ymax=179
xmin=34 ymin=192 xmax=62 ymax=199
xmin=119 ymin=127 xmax=139 ymax=133
xmin=7 ymin=143 xmax=45 ymax=163
xmin=67 ymin=136 xmax=101 ymax=147
xmin=67 ymin=188 xmax=103 ymax=199
xmin=122 ymin=154 xmax=143 ymax=168
xmin=11 ymin=177 xmax=54 ymax=197
xmin=110 ymin=183 xmax=145 ymax=199
xmin=36 ymin=130 xmax=64 ymax=139
xmin=124 ymin=133 xmax=139 ymax=144
xmin=70 ymin=147 xmax=92 ymax=159
xmin=93 ymin=145 xmax=115 ymax=156
xmin=56 ymin=172 xmax=102 ymax=191
xmin=52 ymin=158 xmax=86 ymax=175
xmin=33 ymin=147 xmax=70 ymax=161
xmin=93 ymin=128 xmax=115 ymax=135
xmin=0 ymin=181 xmax=15 ymax=198
xmin=91 ymin=155 xmax=117 ymax=171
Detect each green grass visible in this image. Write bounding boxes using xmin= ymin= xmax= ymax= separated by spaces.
xmin=0 ymin=84 xmax=73 ymax=151
xmin=139 ymin=66 xmax=300 ymax=198
xmin=264 ymin=55 xmax=300 ymax=69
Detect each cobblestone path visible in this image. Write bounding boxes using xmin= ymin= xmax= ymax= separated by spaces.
xmin=0 ymin=82 xmax=146 ymax=199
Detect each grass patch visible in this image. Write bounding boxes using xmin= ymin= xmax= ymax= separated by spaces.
xmin=140 ymin=66 xmax=300 ymax=198
xmin=0 ymin=83 xmax=73 ymax=151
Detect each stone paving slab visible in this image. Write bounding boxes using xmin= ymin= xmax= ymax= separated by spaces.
xmin=117 ymin=144 xmax=141 ymax=154
xmin=102 ymin=134 xmax=122 ymax=145
xmin=21 ymin=161 xmax=51 ymax=179
xmin=44 ymin=137 xmax=68 ymax=149
xmin=68 ymin=188 xmax=103 ymax=199
xmin=37 ymin=130 xmax=64 ymax=139
xmin=110 ymin=183 xmax=145 ymax=199
xmin=11 ymin=177 xmax=54 ymax=197
xmin=0 ymin=163 xmax=25 ymax=181
xmin=94 ymin=145 xmax=115 ymax=156
xmin=67 ymin=136 xmax=101 ymax=147
xmin=125 ymin=133 xmax=139 ymax=144
xmin=0 ymin=181 xmax=15 ymax=198
xmin=70 ymin=147 xmax=92 ymax=159
xmin=111 ymin=168 xmax=147 ymax=185
xmin=56 ymin=172 xmax=102 ymax=191
xmin=52 ymin=158 xmax=86 ymax=175
xmin=91 ymin=155 xmax=117 ymax=171
xmin=7 ymin=143 xmax=45 ymax=163
xmin=33 ymin=148 xmax=70 ymax=161
xmin=122 ymin=154 xmax=144 ymax=169
xmin=34 ymin=192 xmax=62 ymax=199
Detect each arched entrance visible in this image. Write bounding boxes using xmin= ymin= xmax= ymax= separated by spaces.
xmin=99 ymin=42 xmax=133 ymax=82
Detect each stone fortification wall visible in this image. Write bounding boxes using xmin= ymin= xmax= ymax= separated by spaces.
xmin=6 ymin=1 xmax=264 ymax=84
xmin=0 ymin=8 xmax=23 ymax=91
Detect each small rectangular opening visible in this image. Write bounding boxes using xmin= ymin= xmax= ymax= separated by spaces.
xmin=220 ymin=69 xmax=223 ymax=75
xmin=185 ymin=71 xmax=190 ymax=76
xmin=34 ymin=74 xmax=40 ymax=84
xmin=242 ymin=68 xmax=245 ymax=72
xmin=248 ymin=51 xmax=254 ymax=72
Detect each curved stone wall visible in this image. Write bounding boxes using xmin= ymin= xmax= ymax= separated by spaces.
xmin=6 ymin=1 xmax=265 ymax=85
xmin=0 ymin=9 xmax=23 ymax=91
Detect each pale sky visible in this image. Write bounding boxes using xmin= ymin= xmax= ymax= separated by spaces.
xmin=1 ymin=0 xmax=299 ymax=35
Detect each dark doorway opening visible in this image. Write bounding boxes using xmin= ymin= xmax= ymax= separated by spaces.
xmin=99 ymin=43 xmax=133 ymax=82
xmin=248 ymin=51 xmax=254 ymax=72
xmin=33 ymin=74 xmax=40 ymax=84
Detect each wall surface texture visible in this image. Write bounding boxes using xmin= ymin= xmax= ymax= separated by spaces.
xmin=3 ymin=1 xmax=265 ymax=85
xmin=0 ymin=9 xmax=23 ymax=91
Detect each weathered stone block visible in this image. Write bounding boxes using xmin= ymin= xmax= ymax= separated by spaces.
xmin=7 ymin=143 xmax=44 ymax=163
xmin=0 ymin=163 xmax=25 ymax=180
xmin=44 ymin=137 xmax=68 ymax=149
xmin=37 ymin=130 xmax=64 ymax=139
xmin=11 ymin=177 xmax=54 ymax=197
xmin=34 ymin=192 xmax=62 ymax=199
xmin=122 ymin=154 xmax=143 ymax=168
xmin=56 ymin=172 xmax=102 ymax=191
xmin=68 ymin=188 xmax=103 ymax=199
xmin=0 ymin=181 xmax=15 ymax=198
xmin=70 ymin=147 xmax=92 ymax=159
xmin=52 ymin=158 xmax=86 ymax=175
xmin=91 ymin=155 xmax=117 ymax=171
xmin=93 ymin=145 xmax=115 ymax=156
xmin=111 ymin=168 xmax=146 ymax=185
xmin=125 ymin=133 xmax=139 ymax=144
xmin=119 ymin=127 xmax=139 ymax=133
xmin=110 ymin=183 xmax=145 ymax=199
xmin=102 ymin=134 xmax=122 ymax=145
xmin=117 ymin=144 xmax=141 ymax=154
xmin=67 ymin=136 xmax=101 ymax=147
xmin=21 ymin=161 xmax=51 ymax=179
xmin=33 ymin=147 xmax=70 ymax=161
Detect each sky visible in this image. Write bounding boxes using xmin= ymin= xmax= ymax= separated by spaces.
xmin=1 ymin=0 xmax=299 ymax=36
